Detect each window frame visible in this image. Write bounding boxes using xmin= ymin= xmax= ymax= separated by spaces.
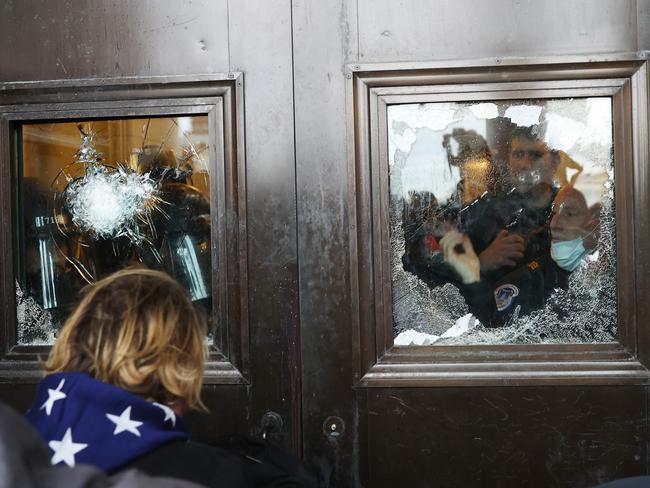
xmin=347 ymin=54 xmax=650 ymax=387
xmin=0 ymin=75 xmax=249 ymax=385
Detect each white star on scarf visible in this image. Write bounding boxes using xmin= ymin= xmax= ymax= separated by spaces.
xmin=49 ymin=427 xmax=88 ymax=467
xmin=40 ymin=378 xmax=66 ymax=416
xmin=106 ymin=406 xmax=143 ymax=437
xmin=153 ymin=402 xmax=176 ymax=427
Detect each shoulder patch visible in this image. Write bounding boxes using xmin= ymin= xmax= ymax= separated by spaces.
xmin=494 ymin=283 xmax=520 ymax=312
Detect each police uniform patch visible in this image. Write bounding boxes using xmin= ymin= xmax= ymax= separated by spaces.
xmin=494 ymin=284 xmax=520 ymax=311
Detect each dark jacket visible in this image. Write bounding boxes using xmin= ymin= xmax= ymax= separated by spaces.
xmin=122 ymin=441 xmax=252 ymax=487
xmin=125 ymin=436 xmax=319 ymax=488
xmin=404 ymin=190 xmax=555 ymax=285
xmin=459 ymin=254 xmax=569 ymax=328
xmin=403 ymin=189 xmax=560 ymax=327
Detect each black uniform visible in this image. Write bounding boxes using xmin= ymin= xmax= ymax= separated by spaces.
xmin=459 ymin=254 xmax=569 ymax=327
xmin=402 ymin=188 xmax=565 ymax=327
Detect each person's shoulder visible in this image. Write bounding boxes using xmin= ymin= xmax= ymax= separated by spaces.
xmin=123 ymin=440 xmax=248 ymax=488
xmin=124 ymin=438 xmax=321 ymax=488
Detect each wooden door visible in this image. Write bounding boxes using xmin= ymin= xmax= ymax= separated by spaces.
xmin=0 ymin=0 xmax=302 ymax=461
xmin=2 ymin=2 xmax=650 ymax=488
xmin=294 ymin=2 xmax=650 ymax=487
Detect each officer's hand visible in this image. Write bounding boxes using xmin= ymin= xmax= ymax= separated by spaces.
xmin=440 ymin=230 xmax=480 ymax=284
xmin=478 ymin=230 xmax=525 ymax=271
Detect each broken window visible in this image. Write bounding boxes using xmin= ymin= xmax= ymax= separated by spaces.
xmin=389 ymin=98 xmax=616 ymax=345
xmin=15 ymin=116 xmax=211 ymax=344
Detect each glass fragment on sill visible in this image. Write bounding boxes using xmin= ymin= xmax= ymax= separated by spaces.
xmin=16 ymin=280 xmax=55 ymax=345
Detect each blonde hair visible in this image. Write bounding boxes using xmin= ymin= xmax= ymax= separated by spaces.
xmin=45 ymin=267 xmax=207 ymax=411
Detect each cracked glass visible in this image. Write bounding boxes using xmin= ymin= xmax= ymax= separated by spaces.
xmin=389 ymin=98 xmax=617 ymax=345
xmin=15 ymin=116 xmax=211 ymax=344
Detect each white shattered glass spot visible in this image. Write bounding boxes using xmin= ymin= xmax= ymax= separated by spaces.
xmin=504 ymin=105 xmax=542 ymax=127
xmin=16 ymin=281 xmax=55 ymax=345
xmin=469 ymin=103 xmax=498 ymax=120
xmin=65 ymin=166 xmax=159 ymax=241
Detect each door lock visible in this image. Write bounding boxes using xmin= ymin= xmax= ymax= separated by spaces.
xmin=323 ymin=415 xmax=345 ymax=439
xmin=260 ymin=411 xmax=283 ymax=440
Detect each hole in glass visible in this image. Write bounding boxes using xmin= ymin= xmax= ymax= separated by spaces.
xmin=14 ymin=116 xmax=211 ymax=345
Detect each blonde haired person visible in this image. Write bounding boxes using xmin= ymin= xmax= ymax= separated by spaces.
xmin=45 ymin=267 xmax=206 ymax=412
xmin=25 ymin=268 xmax=255 ymax=487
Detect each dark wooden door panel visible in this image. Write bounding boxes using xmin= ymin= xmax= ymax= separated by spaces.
xmin=0 ymin=384 xmax=36 ymax=414
xmin=184 ymin=387 xmax=254 ymax=443
xmin=0 ymin=0 xmax=301 ymax=456
xmin=227 ymin=0 xmax=301 ymax=452
xmin=0 ymin=0 xmax=231 ymax=82
xmin=366 ymin=386 xmax=646 ymax=488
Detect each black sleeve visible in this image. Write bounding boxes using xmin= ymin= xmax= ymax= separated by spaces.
xmin=402 ymin=251 xmax=460 ymax=290
xmin=459 ymin=281 xmax=503 ymax=328
xmin=459 ymin=259 xmax=558 ymax=329
xmin=124 ymin=438 xmax=320 ymax=488
xmin=401 ymin=222 xmax=463 ymax=290
xmin=122 ymin=441 xmax=250 ymax=487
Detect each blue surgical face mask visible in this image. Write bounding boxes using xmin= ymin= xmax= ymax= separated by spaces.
xmin=551 ymin=237 xmax=587 ymax=271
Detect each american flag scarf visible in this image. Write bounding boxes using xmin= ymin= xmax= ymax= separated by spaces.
xmin=26 ymin=372 xmax=189 ymax=472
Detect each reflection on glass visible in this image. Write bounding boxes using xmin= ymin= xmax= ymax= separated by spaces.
xmin=35 ymin=216 xmax=60 ymax=310
xmin=16 ymin=116 xmax=211 ymax=344
xmin=389 ymin=99 xmax=616 ymax=346
xmin=158 ymin=183 xmax=211 ymax=301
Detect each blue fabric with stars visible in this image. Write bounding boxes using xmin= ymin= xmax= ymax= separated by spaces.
xmin=25 ymin=372 xmax=189 ymax=473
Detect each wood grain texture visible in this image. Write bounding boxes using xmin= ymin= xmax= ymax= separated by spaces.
xmin=291 ymin=0 xmax=360 ymax=483
xmin=228 ymin=0 xmax=302 ymax=453
xmin=638 ymin=0 xmax=650 ymax=50
xmin=0 ymin=0 xmax=229 ymax=81
xmin=367 ymin=386 xmax=647 ymax=488
xmin=357 ymin=0 xmax=638 ymax=63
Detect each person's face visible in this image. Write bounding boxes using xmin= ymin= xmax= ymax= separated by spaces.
xmin=550 ymin=189 xmax=589 ymax=242
xmin=509 ymin=137 xmax=553 ymax=192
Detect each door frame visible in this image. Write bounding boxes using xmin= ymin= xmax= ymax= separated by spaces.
xmin=346 ymin=53 xmax=650 ymax=387
xmin=0 ymin=74 xmax=248 ymax=385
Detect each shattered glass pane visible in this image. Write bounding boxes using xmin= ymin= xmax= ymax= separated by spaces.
xmin=16 ymin=116 xmax=211 ymax=345
xmin=389 ymin=99 xmax=617 ymax=345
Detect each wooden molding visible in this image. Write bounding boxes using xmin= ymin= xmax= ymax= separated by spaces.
xmin=347 ymin=55 xmax=650 ymax=387
xmin=0 ymin=75 xmax=248 ymax=384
